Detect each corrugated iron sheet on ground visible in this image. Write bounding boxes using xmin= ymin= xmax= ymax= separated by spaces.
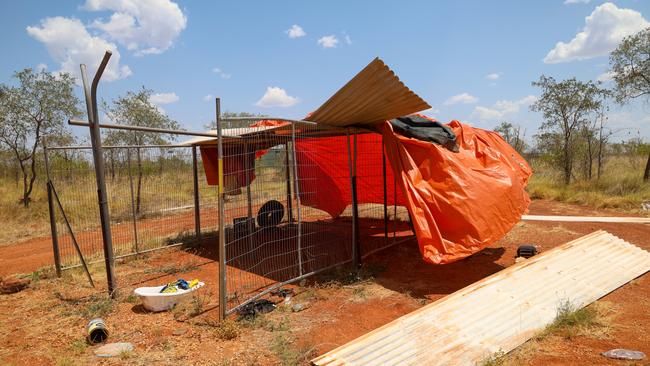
xmin=312 ymin=230 xmax=650 ymax=366
xmin=309 ymin=58 xmax=431 ymax=127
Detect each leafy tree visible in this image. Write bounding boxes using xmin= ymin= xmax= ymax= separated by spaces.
xmin=494 ymin=121 xmax=527 ymax=154
xmin=530 ymin=76 xmax=609 ymax=185
xmin=204 ymin=111 xmax=268 ymax=130
xmin=0 ymin=68 xmax=80 ymax=206
xmin=609 ymin=27 xmax=650 ymax=180
xmin=103 ymin=87 xmax=181 ymax=213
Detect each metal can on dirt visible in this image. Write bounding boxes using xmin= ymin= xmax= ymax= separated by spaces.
xmin=86 ymin=318 xmax=109 ymax=344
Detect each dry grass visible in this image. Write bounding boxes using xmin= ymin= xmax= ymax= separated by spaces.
xmin=213 ymin=319 xmax=241 ymax=340
xmin=0 ymin=165 xmax=218 ymax=247
xmin=527 ymin=155 xmax=650 ymax=211
xmin=536 ymin=300 xmax=614 ymax=341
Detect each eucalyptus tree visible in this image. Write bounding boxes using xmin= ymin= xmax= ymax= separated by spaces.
xmin=0 ymin=69 xmax=80 ymax=206
xmin=103 ymin=87 xmax=181 ymax=213
xmin=530 ymin=76 xmax=610 ymax=185
xmin=609 ymin=27 xmax=650 ymax=180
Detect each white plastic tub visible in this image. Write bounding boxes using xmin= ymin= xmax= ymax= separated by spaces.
xmin=133 ymin=282 xmax=205 ymax=312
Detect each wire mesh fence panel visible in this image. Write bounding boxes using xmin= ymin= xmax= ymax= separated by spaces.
xmin=220 ymin=122 xmax=355 ymax=313
xmin=351 ymin=133 xmax=415 ymax=258
xmin=47 ymin=148 xmax=104 ymax=268
xmin=46 ymin=145 xmax=215 ymax=271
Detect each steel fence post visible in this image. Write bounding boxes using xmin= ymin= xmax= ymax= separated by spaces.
xmin=126 ymin=148 xmax=139 ymax=254
xmin=192 ymin=145 xmax=202 ymax=242
xmin=284 ymin=142 xmax=294 ymax=222
xmin=346 ymin=130 xmax=361 ymax=269
xmin=291 ymin=122 xmax=303 ymax=276
xmin=81 ymin=52 xmax=117 ymax=297
xmin=216 ymin=97 xmax=227 ymax=321
xmin=382 ymin=136 xmax=388 ymax=243
xmin=43 ymin=141 xmax=62 ymax=277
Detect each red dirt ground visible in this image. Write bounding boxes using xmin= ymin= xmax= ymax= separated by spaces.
xmin=0 ymin=199 xmax=648 ymax=365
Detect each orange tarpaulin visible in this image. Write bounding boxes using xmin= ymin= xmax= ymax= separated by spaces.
xmin=200 ymin=116 xmax=531 ymax=264
xmin=379 ymin=119 xmax=531 ymax=264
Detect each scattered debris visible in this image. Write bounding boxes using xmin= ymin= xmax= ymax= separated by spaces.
xmin=0 ymin=276 xmax=30 ymax=294
xmin=134 ymin=280 xmax=204 ymax=312
xmin=93 ymin=342 xmax=134 ymax=357
xmin=271 ymin=288 xmax=294 ymax=298
xmin=87 ymin=318 xmax=109 ymax=344
xmin=237 ymin=299 xmax=276 ymax=319
xmin=601 ymin=349 xmax=646 ymax=361
xmin=516 ymin=244 xmax=537 ymax=258
xmin=292 ymin=303 xmax=309 ymax=312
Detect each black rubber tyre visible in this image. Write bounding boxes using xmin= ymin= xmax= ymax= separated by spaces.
xmin=257 ymin=200 xmax=285 ymax=227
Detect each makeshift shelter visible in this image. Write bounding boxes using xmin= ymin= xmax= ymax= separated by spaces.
xmin=182 ymin=58 xmax=532 ymax=315
xmin=195 ymin=116 xmax=531 ymax=265
xmin=56 ymin=51 xmax=531 ymax=319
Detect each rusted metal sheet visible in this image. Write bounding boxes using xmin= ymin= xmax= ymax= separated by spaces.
xmin=309 ymin=58 xmax=431 ymax=127
xmin=312 ymin=230 xmax=650 ymax=366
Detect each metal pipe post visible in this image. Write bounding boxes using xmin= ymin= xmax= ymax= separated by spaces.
xmin=192 ymin=146 xmax=202 ymax=242
xmin=81 ymin=52 xmax=117 ymax=297
xmin=216 ymin=98 xmax=227 ymax=321
xmin=244 ymin=140 xmax=253 ymax=250
xmin=382 ymin=137 xmax=388 ymax=242
xmin=284 ymin=142 xmax=294 ymax=222
xmin=393 ymin=164 xmax=397 ymax=240
xmin=290 ymin=123 xmax=303 ymax=276
xmin=43 ymin=141 xmax=62 ymax=277
xmin=126 ymin=148 xmax=140 ymax=253
xmin=346 ymin=130 xmax=360 ymax=269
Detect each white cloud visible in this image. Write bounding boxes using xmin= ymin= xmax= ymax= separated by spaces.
xmin=317 ymin=35 xmax=339 ymax=48
xmin=344 ymin=34 xmax=352 ymax=45
xmin=212 ymin=67 xmax=231 ymax=79
xmin=443 ymin=92 xmax=478 ymax=106
xmin=149 ymin=92 xmax=179 ymax=105
xmin=36 ymin=63 xmax=48 ymax=72
xmin=471 ymin=95 xmax=537 ymax=121
xmin=85 ymin=0 xmax=187 ymax=55
xmin=27 ymin=16 xmax=131 ymax=82
xmin=255 ymin=87 xmax=299 ymax=107
xmin=564 ymin=0 xmax=590 ymax=4
xmin=544 ymin=2 xmax=649 ymax=63
xmin=485 ymin=72 xmax=501 ymax=81
xmin=597 ymin=70 xmax=615 ymax=82
xmin=286 ymin=24 xmax=306 ymax=38
xmin=203 ymin=94 xmax=213 ymax=102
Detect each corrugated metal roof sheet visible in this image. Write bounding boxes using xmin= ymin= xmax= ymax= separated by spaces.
xmin=312 ymin=230 xmax=650 ymax=366
xmin=308 ymin=58 xmax=431 ymax=127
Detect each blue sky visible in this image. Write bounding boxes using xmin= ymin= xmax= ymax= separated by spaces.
xmin=1 ymin=0 xmax=650 ymax=141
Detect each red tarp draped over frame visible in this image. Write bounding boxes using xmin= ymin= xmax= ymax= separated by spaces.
xmin=199 ymin=117 xmax=532 ymax=264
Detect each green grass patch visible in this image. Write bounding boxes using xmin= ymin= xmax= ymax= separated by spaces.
xmin=537 ymin=300 xmax=604 ymax=340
